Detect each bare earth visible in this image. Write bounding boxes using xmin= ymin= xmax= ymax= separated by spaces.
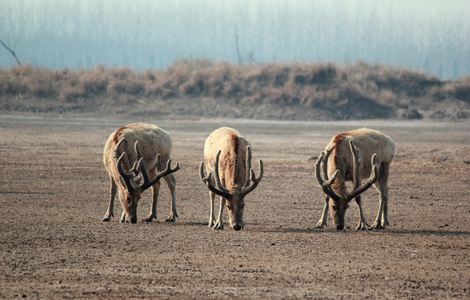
xmin=0 ymin=114 xmax=469 ymax=299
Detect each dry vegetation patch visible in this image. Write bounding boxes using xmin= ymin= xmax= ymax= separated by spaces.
xmin=1 ymin=61 xmax=469 ymax=120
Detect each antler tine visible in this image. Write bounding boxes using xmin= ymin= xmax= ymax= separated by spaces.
xmin=139 ymin=158 xmax=180 ymax=191
xmin=199 ymin=161 xmax=209 ymax=184
xmin=116 ymin=152 xmax=135 ymax=191
xmin=199 ymin=160 xmax=233 ymax=199
xmin=323 ymin=147 xmax=334 ymax=181
xmin=241 ymin=159 xmax=264 ymax=197
xmin=134 ymin=141 xmax=142 ymax=159
xmin=205 ymin=173 xmax=233 ymax=200
xmin=116 ymin=138 xmax=126 ymax=152
xmin=244 ymin=146 xmax=252 ymax=188
xmin=115 ymin=138 xmax=132 ymax=170
xmin=314 ymin=149 xmax=341 ymax=201
xmin=136 ymin=153 xmax=160 ymax=185
xmin=345 ymin=153 xmax=379 ymax=201
xmin=315 ymin=151 xmax=326 ymax=184
xmin=349 ymin=140 xmax=361 ymax=189
xmin=134 ymin=157 xmax=148 ymax=183
xmin=214 ymin=150 xmax=229 ymax=193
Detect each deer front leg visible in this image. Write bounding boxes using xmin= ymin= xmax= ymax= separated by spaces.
xmin=212 ymin=197 xmax=225 ymax=230
xmin=208 ymin=191 xmax=215 ymax=228
xmin=120 ymin=211 xmax=126 ymax=223
xmin=314 ymin=195 xmax=329 ymax=229
xmin=164 ymin=174 xmax=178 ymax=222
xmin=355 ymin=195 xmax=370 ymax=230
xmin=102 ymin=178 xmax=117 ymax=222
xmin=143 ymin=180 xmax=161 ymax=222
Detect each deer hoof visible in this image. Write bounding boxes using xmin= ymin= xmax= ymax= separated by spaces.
xmin=212 ymin=222 xmax=224 ymax=230
xmin=313 ymin=222 xmax=327 ymax=230
xmin=356 ymin=223 xmax=370 ymax=231
xmin=370 ymin=222 xmax=385 ymax=230
xmin=102 ymin=212 xmax=114 ymax=222
xmin=165 ymin=215 xmax=177 ymax=222
xmin=142 ymin=214 xmax=156 ymax=223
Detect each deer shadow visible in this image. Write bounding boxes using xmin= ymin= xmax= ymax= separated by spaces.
xmin=255 ymin=227 xmax=470 ymax=237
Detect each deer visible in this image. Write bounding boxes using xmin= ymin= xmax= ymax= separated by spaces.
xmin=313 ymin=128 xmax=395 ymax=230
xmin=199 ymin=127 xmax=263 ymax=231
xmin=102 ymin=123 xmax=180 ymax=224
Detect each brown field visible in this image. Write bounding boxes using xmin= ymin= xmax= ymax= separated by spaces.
xmin=0 ymin=114 xmax=469 ymax=299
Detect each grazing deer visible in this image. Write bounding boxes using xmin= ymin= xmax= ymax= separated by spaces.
xmin=314 ymin=128 xmax=395 ymax=230
xmin=199 ymin=127 xmax=263 ymax=231
xmin=102 ymin=123 xmax=180 ymax=223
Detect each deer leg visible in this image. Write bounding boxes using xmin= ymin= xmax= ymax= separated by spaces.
xmin=120 ymin=211 xmax=126 ymax=223
xmin=371 ymin=163 xmax=389 ymax=230
xmin=213 ymin=197 xmax=225 ymax=230
xmin=143 ymin=180 xmax=161 ymax=222
xmin=355 ymin=195 xmax=370 ymax=230
xmin=381 ymin=188 xmax=389 ymax=227
xmin=208 ymin=191 xmax=215 ymax=228
xmin=102 ymin=177 xmax=117 ymax=222
xmin=371 ymin=194 xmax=386 ymax=230
xmin=314 ymin=195 xmax=329 ymax=229
xmin=163 ymin=174 xmax=178 ymax=222
xmin=380 ymin=163 xmax=390 ymax=227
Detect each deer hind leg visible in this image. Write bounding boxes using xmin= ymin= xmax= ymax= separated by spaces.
xmin=314 ymin=195 xmax=329 ymax=229
xmin=208 ymin=191 xmax=215 ymax=228
xmin=371 ymin=163 xmax=390 ymax=230
xmin=102 ymin=177 xmax=117 ymax=222
xmin=163 ymin=174 xmax=178 ymax=222
xmin=380 ymin=163 xmax=390 ymax=227
xmin=213 ymin=197 xmax=225 ymax=230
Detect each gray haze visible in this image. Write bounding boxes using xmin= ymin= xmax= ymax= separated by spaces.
xmin=1 ymin=0 xmax=469 ymax=79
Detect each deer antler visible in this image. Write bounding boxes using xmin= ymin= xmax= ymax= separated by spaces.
xmin=241 ymin=146 xmax=263 ymax=196
xmin=345 ymin=141 xmax=378 ymax=201
xmin=200 ymin=147 xmax=263 ymax=199
xmin=199 ymin=150 xmax=233 ymax=200
xmin=315 ymin=141 xmax=378 ymax=201
xmin=315 ymin=147 xmax=341 ymax=201
xmin=116 ymin=139 xmax=180 ymax=192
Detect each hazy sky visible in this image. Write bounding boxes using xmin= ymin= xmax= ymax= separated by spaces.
xmin=1 ymin=0 xmax=469 ymax=79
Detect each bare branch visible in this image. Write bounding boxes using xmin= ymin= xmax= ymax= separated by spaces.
xmin=0 ymin=40 xmax=21 ymax=65
xmin=234 ymin=25 xmax=242 ymax=64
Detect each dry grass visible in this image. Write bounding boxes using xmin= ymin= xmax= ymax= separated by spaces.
xmin=0 ymin=60 xmax=469 ymax=119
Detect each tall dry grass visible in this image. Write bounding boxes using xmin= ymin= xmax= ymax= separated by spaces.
xmin=1 ymin=60 xmax=468 ymax=118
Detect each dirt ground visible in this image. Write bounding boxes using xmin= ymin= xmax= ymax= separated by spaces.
xmin=0 ymin=114 xmax=469 ymax=299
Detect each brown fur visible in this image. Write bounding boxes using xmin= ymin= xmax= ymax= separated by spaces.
xmin=113 ymin=126 xmax=127 ymax=144
xmin=225 ymin=133 xmax=240 ymax=189
xmin=102 ymin=123 xmax=177 ymax=223
xmin=331 ymin=133 xmax=348 ymax=191
xmin=318 ymin=128 xmax=396 ymax=230
xmin=203 ymin=127 xmax=262 ymax=230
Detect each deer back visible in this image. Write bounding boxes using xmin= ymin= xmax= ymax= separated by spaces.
xmin=103 ymin=123 xmax=173 ymax=185
xmin=326 ymin=128 xmax=395 ymax=182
